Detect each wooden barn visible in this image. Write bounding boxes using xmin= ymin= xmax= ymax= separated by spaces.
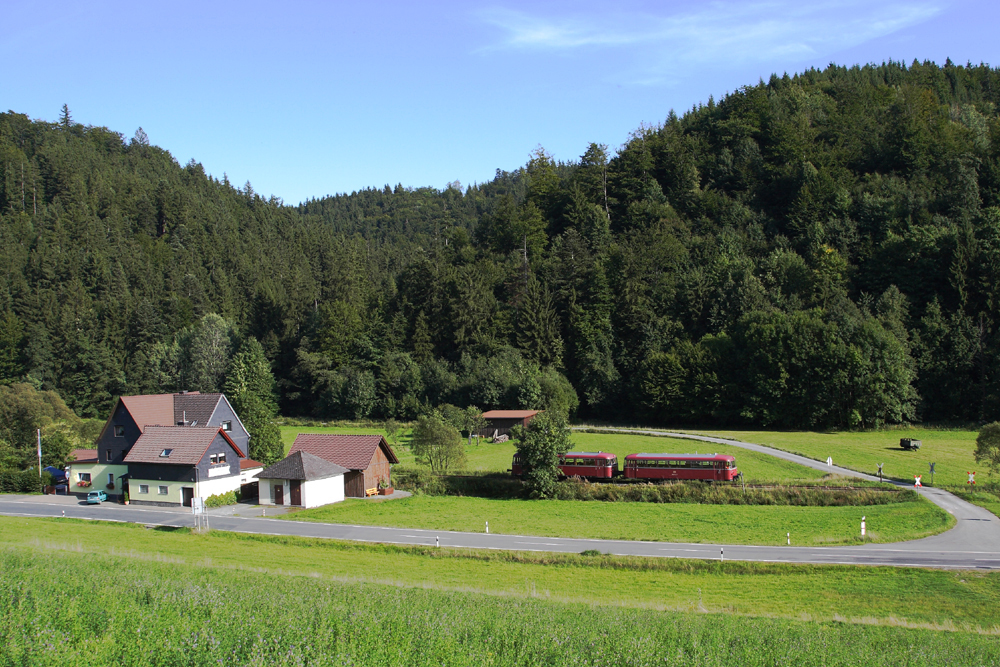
xmin=477 ymin=410 xmax=540 ymax=438
xmin=289 ymin=434 xmax=399 ymax=498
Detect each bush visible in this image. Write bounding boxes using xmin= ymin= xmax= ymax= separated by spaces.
xmin=0 ymin=468 xmax=41 ymax=493
xmin=392 ymin=471 xmax=913 ymax=506
xmin=205 ymin=490 xmax=239 ymax=508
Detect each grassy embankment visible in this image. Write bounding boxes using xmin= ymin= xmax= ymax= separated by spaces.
xmin=3 ymin=516 xmax=999 ymax=634
xmin=8 ymin=549 xmax=1000 ymax=666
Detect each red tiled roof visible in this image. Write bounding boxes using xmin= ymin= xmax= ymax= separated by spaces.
xmin=240 ymin=458 xmax=263 ymax=470
xmin=119 ymin=394 xmax=175 ymax=432
xmin=124 ymin=426 xmax=243 ymax=465
xmin=69 ymin=448 xmax=98 ymax=463
xmin=481 ymin=410 xmax=540 ymax=419
xmin=290 ymin=434 xmax=399 ymax=470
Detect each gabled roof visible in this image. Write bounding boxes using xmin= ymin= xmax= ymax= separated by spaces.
xmin=290 ymin=434 xmax=399 ymax=470
xmin=69 ymin=448 xmax=98 ymax=463
xmin=118 ymin=394 xmax=174 ymax=432
xmin=481 ymin=410 xmax=540 ymax=419
xmin=173 ymin=392 xmax=222 ymax=426
xmin=240 ymin=458 xmax=263 ymax=471
xmin=258 ymin=450 xmax=348 ymax=481
xmin=123 ymin=426 xmax=244 ymax=466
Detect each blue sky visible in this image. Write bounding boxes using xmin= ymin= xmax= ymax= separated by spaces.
xmin=2 ymin=1 xmax=997 ymax=204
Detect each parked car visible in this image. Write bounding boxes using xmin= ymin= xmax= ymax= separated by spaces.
xmin=86 ymin=490 xmax=108 ymax=504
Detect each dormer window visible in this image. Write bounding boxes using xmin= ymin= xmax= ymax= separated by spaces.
xmin=114 ymin=425 xmax=125 ymax=437
xmin=159 ymin=449 xmax=173 ymax=458
xmin=221 ymin=421 xmax=232 ymax=432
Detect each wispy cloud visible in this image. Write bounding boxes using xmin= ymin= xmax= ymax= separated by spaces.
xmin=478 ymin=1 xmax=944 ymax=69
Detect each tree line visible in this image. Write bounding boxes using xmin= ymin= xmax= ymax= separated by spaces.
xmin=2 ymin=60 xmax=1000 ymax=440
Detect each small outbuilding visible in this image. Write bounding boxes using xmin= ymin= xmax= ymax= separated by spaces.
xmin=257 ymin=451 xmax=348 ymax=508
xmin=477 ymin=410 xmax=540 ymax=439
xmin=290 ymin=434 xmax=399 ymax=498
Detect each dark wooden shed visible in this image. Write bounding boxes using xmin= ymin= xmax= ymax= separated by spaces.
xmin=477 ymin=410 xmax=541 ymax=438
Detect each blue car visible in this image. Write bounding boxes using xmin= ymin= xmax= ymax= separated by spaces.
xmin=86 ymin=490 xmax=107 ymax=504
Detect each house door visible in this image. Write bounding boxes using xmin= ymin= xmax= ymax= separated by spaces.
xmin=290 ymin=480 xmax=302 ymax=506
xmin=274 ymin=483 xmax=284 ymax=505
xmin=182 ymin=487 xmax=194 ymax=507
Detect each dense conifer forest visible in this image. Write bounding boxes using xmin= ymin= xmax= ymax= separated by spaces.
xmin=3 ymin=60 xmax=1000 ymax=432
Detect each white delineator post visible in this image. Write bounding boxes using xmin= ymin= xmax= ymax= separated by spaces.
xmin=787 ymin=532 xmax=790 ymax=545
xmin=436 ymin=536 xmax=440 ymax=548
xmin=861 ymin=516 xmax=866 ymax=538
xmin=485 ymin=521 xmax=489 ymax=534
xmin=720 ymin=548 xmax=724 ymax=562
xmin=826 ymin=456 xmax=833 ymax=468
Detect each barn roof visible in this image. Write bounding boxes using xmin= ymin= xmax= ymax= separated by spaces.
xmin=481 ymin=410 xmax=540 ymax=419
xmin=258 ymin=451 xmax=348 ymax=481
xmin=290 ymin=434 xmax=399 ymax=470
xmin=123 ymin=426 xmax=243 ymax=465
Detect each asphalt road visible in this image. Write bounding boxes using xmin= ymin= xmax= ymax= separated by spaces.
xmin=1 ymin=429 xmax=997 ymax=570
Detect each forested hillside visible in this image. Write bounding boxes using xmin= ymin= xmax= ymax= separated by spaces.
xmin=2 ymin=60 xmax=1000 ymax=431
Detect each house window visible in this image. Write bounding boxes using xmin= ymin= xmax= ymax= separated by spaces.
xmin=139 ymin=484 xmax=149 ymax=494
xmin=114 ymin=425 xmax=125 ymax=437
xmin=105 ymin=450 xmax=113 ymax=462
xmin=218 ymin=452 xmax=226 ymax=464
xmin=107 ymin=473 xmax=114 ymax=485
xmin=78 ymin=473 xmax=91 ymax=482
xmin=159 ymin=449 xmax=172 ymax=458
xmin=210 ymin=454 xmax=217 ymax=464
xmin=158 ymin=485 xmax=168 ymax=495
xmin=221 ymin=421 xmax=232 ymax=432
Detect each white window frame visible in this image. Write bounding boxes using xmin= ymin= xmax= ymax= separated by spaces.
xmin=107 ymin=473 xmax=114 ymax=485
xmin=157 ymin=485 xmax=168 ymax=495
xmin=221 ymin=421 xmax=232 ymax=432
xmin=78 ymin=473 xmax=91 ymax=482
xmin=139 ymin=484 xmax=149 ymax=494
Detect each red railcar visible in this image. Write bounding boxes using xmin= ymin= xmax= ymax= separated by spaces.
xmin=511 ymin=451 xmax=618 ymax=479
xmin=624 ymin=453 xmax=738 ymax=482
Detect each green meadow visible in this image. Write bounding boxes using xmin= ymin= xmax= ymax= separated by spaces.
xmin=688 ymin=428 xmax=982 ymax=487
xmin=3 ymin=516 xmax=998 ymax=631
xmin=284 ymin=494 xmax=951 ymax=546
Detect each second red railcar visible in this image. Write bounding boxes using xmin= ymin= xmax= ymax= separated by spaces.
xmin=623 ymin=453 xmax=739 ymax=482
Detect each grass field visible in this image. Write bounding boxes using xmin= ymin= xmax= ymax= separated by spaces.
xmin=686 ymin=428 xmax=982 ymax=487
xmin=3 ymin=516 xmax=999 ymax=632
xmin=7 ymin=547 xmax=1000 ymax=667
xmin=284 ymin=494 xmax=951 ymax=545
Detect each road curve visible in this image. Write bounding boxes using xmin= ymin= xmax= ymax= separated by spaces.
xmin=1 ymin=489 xmax=998 ymax=570
xmin=574 ymin=426 xmax=1000 ymax=558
